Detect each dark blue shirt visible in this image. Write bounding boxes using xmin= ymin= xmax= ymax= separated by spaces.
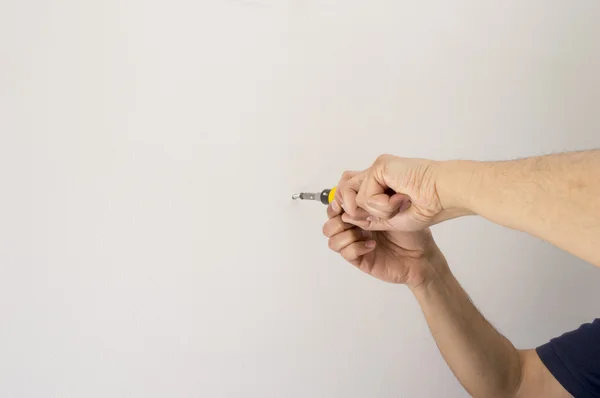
xmin=537 ymin=319 xmax=600 ymax=397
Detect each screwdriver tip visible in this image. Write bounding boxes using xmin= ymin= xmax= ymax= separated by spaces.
xmin=292 ymin=193 xmax=301 ymax=200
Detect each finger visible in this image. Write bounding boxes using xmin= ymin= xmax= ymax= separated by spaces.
xmin=338 ymin=170 xmax=360 ymax=184
xmin=335 ymin=171 xmax=359 ymax=203
xmin=357 ymin=175 xmax=410 ymax=219
xmin=348 ymin=207 xmax=372 ymax=220
xmin=322 ymin=215 xmax=354 ymax=238
xmin=341 ymin=213 xmax=370 ymax=230
xmin=355 ymin=167 xmax=386 ymax=203
xmin=355 ymin=170 xmax=388 ymax=218
xmin=327 ymin=201 xmax=343 ymax=219
xmin=367 ymin=192 xmax=411 ymax=218
xmin=340 ymin=173 xmax=364 ymax=217
xmin=336 ymin=172 xmax=364 ymax=217
xmin=340 ymin=240 xmax=376 ymax=262
xmin=342 ymin=213 xmax=392 ymax=231
xmin=328 ymin=228 xmax=364 ymax=253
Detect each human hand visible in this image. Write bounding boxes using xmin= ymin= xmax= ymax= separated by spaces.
xmin=322 ymin=201 xmax=448 ymax=287
xmin=334 ymin=155 xmax=472 ymax=232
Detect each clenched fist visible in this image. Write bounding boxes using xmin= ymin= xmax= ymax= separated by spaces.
xmin=333 ymin=155 xmax=473 ymax=232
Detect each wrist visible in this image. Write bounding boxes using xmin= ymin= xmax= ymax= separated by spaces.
xmin=406 ymin=250 xmax=452 ymax=291
xmin=434 ymin=160 xmax=485 ymax=218
xmin=409 ymin=258 xmax=456 ymax=297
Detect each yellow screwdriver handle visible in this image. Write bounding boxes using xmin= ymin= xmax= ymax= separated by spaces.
xmin=327 ymin=187 xmax=337 ymax=204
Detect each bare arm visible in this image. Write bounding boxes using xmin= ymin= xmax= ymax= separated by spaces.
xmin=438 ymin=150 xmax=600 ymax=266
xmin=328 ymin=175 xmax=575 ymax=396
xmin=412 ymin=266 xmax=571 ymax=398
xmin=337 ymin=150 xmax=600 ymax=266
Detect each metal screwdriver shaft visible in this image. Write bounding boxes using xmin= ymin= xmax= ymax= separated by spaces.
xmin=292 ymin=188 xmax=337 ymax=205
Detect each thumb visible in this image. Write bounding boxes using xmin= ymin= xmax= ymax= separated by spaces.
xmin=360 ymin=192 xmax=411 ymax=220
xmin=384 ymin=205 xmax=433 ymax=231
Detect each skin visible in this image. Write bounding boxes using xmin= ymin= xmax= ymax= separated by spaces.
xmin=324 ymin=150 xmax=600 ymax=397
xmin=337 ymin=151 xmax=600 ymax=266
xmin=323 ymin=201 xmax=445 ymax=287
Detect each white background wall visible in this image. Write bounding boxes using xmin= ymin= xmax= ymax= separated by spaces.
xmin=2 ymin=1 xmax=600 ymax=397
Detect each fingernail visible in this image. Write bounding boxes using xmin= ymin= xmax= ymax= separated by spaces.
xmin=365 ymin=240 xmax=376 ymax=248
xmin=331 ymin=201 xmax=340 ymax=212
xmin=366 ymin=216 xmax=376 ymax=222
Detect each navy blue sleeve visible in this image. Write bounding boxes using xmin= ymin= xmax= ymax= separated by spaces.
xmin=536 ymin=318 xmax=600 ymax=398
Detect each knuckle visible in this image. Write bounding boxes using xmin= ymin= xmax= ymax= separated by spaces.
xmin=322 ymin=223 xmax=330 ymax=237
xmin=342 ymin=246 xmax=357 ymax=261
xmin=375 ymin=154 xmax=391 ymax=164
xmin=340 ymin=248 xmax=351 ymax=261
xmin=328 ymin=238 xmax=338 ymax=251
xmin=331 ymin=218 xmax=343 ymax=233
xmin=341 ymin=170 xmax=354 ymax=180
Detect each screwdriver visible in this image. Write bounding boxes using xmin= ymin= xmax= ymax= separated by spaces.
xmin=292 ymin=187 xmax=337 ymax=205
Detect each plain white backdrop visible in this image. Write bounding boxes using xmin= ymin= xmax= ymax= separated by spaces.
xmin=1 ymin=1 xmax=600 ymax=397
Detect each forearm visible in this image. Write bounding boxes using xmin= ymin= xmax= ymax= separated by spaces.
xmin=438 ymin=150 xmax=600 ymax=266
xmin=412 ymin=267 xmax=521 ymax=398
